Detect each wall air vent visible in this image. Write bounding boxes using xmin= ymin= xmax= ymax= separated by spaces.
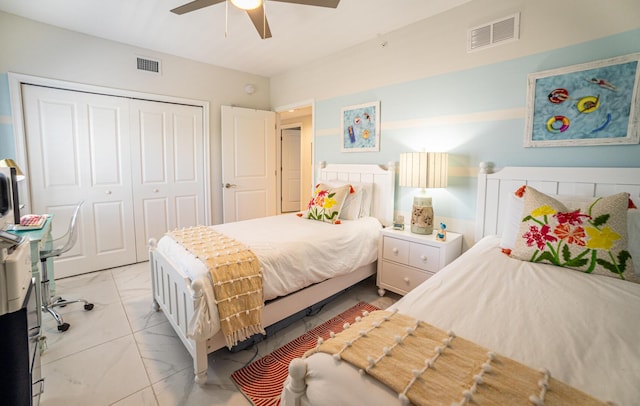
xmin=467 ymin=13 xmax=520 ymax=52
xmin=136 ymin=56 xmax=161 ymax=74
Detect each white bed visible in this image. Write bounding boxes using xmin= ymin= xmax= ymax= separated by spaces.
xmin=281 ymin=164 xmax=640 ymax=406
xmin=149 ymin=163 xmax=395 ymax=384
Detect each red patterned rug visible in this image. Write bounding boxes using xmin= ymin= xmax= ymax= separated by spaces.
xmin=231 ymin=302 xmax=380 ymax=406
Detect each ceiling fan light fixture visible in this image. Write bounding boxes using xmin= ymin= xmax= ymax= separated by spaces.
xmin=230 ymin=0 xmax=262 ymax=10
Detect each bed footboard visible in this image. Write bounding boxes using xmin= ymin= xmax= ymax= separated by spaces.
xmin=149 ymin=237 xmax=377 ymax=386
xmin=149 ymin=238 xmax=209 ymax=384
xmin=281 ymin=358 xmax=310 ymax=406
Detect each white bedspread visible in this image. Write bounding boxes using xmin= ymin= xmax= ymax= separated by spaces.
xmin=156 ymin=214 xmax=381 ymax=340
xmin=299 ymin=236 xmax=640 ymax=406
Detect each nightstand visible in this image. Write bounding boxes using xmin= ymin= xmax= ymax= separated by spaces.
xmin=377 ymin=228 xmax=462 ymax=296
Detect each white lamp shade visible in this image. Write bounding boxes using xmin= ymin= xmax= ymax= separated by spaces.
xmin=399 ymin=152 xmax=448 ymax=189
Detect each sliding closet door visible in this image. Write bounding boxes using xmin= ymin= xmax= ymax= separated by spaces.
xmin=22 ymin=85 xmax=137 ymax=278
xmin=129 ymin=100 xmax=205 ymax=261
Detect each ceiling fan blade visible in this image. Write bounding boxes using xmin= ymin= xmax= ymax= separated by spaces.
xmin=170 ymin=0 xmax=225 ymax=15
xmin=246 ymin=8 xmax=272 ymax=39
xmin=269 ymin=0 xmax=340 ymax=8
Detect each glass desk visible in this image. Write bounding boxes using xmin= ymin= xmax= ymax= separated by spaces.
xmin=8 ymin=215 xmax=54 ymax=326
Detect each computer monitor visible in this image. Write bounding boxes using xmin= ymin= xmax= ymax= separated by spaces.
xmin=0 ymin=167 xmax=18 ymax=230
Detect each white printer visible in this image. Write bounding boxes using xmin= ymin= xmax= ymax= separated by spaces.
xmin=0 ymin=230 xmax=32 ymax=315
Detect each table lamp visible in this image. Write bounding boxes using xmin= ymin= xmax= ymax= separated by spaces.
xmin=399 ymin=152 xmax=448 ymax=235
xmin=0 ymin=159 xmax=25 ymax=181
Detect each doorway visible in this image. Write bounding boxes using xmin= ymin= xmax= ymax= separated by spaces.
xmin=280 ymin=126 xmax=301 ymax=212
xmin=219 ymin=103 xmax=313 ymax=222
xmin=277 ymin=105 xmax=313 ymax=214
xmin=221 ymin=106 xmax=276 ymax=223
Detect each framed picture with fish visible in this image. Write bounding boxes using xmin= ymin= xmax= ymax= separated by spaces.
xmin=524 ymin=53 xmax=640 ymax=147
xmin=341 ymin=101 xmax=380 ymax=152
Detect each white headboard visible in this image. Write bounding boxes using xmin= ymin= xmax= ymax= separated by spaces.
xmin=317 ymin=162 xmax=396 ymax=227
xmin=475 ymin=163 xmax=640 ymax=241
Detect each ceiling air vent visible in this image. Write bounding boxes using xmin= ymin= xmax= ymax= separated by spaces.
xmin=467 ymin=13 xmax=520 ymax=52
xmin=136 ymin=56 xmax=161 ymax=74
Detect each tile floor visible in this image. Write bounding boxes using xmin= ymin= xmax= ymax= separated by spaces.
xmin=39 ymin=262 xmax=398 ymax=406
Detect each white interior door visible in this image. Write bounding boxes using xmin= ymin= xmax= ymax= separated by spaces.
xmin=281 ymin=128 xmax=301 ymax=212
xmin=22 ymin=85 xmax=137 ymax=277
xmin=221 ymin=106 xmax=276 ymax=222
xmin=130 ymin=100 xmax=205 ymax=260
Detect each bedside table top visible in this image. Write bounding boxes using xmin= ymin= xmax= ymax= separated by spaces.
xmin=380 ymin=227 xmax=462 ymax=246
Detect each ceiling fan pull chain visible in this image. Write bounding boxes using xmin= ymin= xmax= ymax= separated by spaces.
xmin=225 ymin=0 xmax=229 ymax=38
xmin=262 ymin=1 xmax=266 ymax=38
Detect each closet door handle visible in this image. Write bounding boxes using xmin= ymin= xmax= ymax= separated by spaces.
xmin=224 ymin=183 xmax=237 ymax=189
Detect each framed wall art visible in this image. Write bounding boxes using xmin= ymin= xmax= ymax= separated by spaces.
xmin=524 ymin=53 xmax=640 ymax=147
xmin=341 ymin=101 xmax=380 ymax=152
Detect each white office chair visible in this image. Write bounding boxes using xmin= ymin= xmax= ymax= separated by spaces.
xmin=40 ymin=201 xmax=94 ymax=332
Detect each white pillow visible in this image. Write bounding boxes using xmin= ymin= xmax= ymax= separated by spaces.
xmin=320 ymin=181 xmax=373 ymax=220
xmin=356 ymin=183 xmax=373 ymax=218
xmin=339 ymin=186 xmax=362 ymax=220
xmin=499 ymin=194 xmax=524 ymax=250
xmin=628 ymin=209 xmax=640 ymax=277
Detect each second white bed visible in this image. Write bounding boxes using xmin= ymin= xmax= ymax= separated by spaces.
xmin=295 ymin=235 xmax=640 ymax=406
xmin=282 ymin=165 xmax=640 ymax=406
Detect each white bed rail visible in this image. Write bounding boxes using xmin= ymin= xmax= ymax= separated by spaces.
xmin=149 ymin=238 xmax=210 ymax=383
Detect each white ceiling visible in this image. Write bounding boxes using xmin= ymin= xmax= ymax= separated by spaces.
xmin=0 ymin=0 xmax=470 ymax=77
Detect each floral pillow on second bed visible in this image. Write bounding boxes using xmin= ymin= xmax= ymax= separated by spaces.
xmin=511 ymin=186 xmax=637 ymax=282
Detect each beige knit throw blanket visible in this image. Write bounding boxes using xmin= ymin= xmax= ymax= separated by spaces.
xmin=167 ymin=226 xmax=265 ymax=348
xmin=306 ymin=309 xmax=607 ymax=406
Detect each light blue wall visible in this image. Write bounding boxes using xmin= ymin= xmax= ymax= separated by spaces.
xmin=314 ymin=30 xmax=640 ymax=223
xmin=0 ymin=73 xmax=15 ymax=159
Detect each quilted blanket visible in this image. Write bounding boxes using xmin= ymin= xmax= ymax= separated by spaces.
xmin=168 ymin=226 xmax=265 ymax=348
xmin=306 ymin=309 xmax=607 ymax=405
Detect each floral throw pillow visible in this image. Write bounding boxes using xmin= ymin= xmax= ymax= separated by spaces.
xmin=304 ymin=183 xmax=351 ymax=224
xmin=511 ymin=186 xmax=636 ymax=282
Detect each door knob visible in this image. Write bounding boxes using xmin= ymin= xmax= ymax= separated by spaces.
xmin=224 ymin=183 xmax=237 ymax=189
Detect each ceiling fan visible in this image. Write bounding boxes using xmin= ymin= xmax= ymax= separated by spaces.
xmin=170 ymin=0 xmax=341 ymax=39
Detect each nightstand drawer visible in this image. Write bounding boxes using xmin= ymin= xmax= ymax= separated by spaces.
xmin=382 ymin=236 xmax=409 ymax=264
xmin=409 ymin=243 xmax=440 ymax=272
xmin=380 ymin=261 xmax=434 ymax=294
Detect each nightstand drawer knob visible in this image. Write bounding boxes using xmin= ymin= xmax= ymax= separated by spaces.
xmin=392 ymin=248 xmax=399 ymax=254
xmin=420 ymin=255 xmax=427 ymax=262
xmin=404 ymin=277 xmax=410 ymax=283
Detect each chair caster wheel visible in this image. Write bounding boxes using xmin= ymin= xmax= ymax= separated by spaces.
xmin=84 ymin=303 xmax=94 ymax=311
xmin=58 ymin=323 xmax=70 ymax=332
